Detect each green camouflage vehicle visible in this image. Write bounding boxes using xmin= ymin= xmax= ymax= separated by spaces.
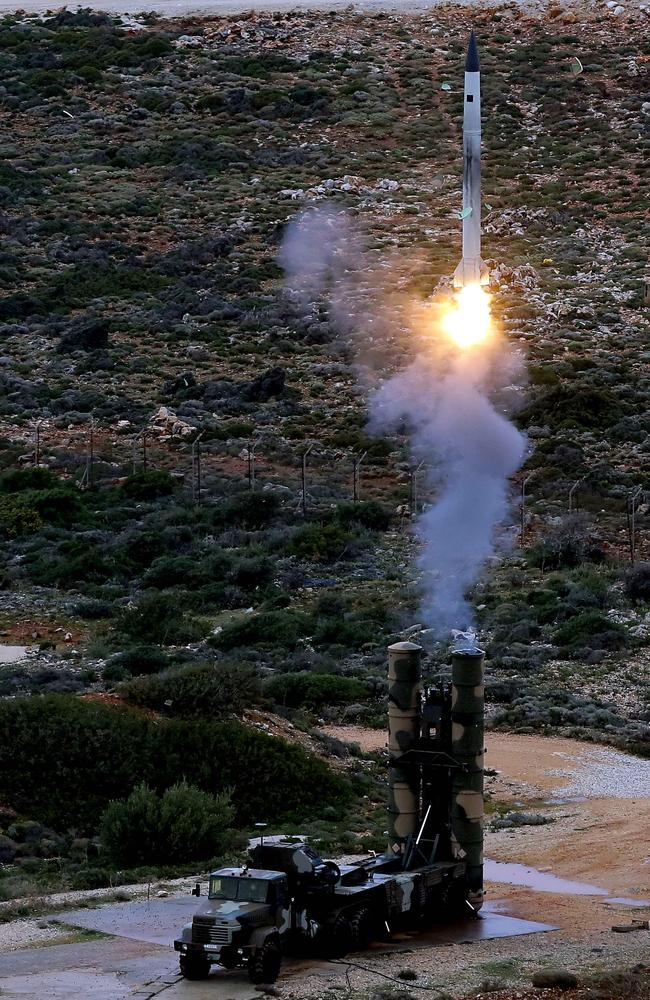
xmin=175 ymin=643 xmax=486 ymax=984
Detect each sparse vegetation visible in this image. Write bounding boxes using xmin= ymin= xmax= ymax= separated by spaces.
xmin=0 ymin=4 xmax=647 ymax=897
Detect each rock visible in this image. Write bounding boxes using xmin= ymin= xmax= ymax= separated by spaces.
xmin=186 ymin=345 xmax=209 ymax=361
xmin=149 ymin=406 xmax=195 ymax=438
xmin=254 ymin=986 xmax=281 ymax=996
xmin=532 ymin=970 xmax=578 ymax=990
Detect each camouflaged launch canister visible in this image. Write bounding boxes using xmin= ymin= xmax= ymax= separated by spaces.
xmin=450 ymin=646 xmax=485 ymax=908
xmin=387 ymin=641 xmax=422 ymax=847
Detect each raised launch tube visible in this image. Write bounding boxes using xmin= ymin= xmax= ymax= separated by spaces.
xmin=387 ymin=641 xmax=422 ymax=849
xmin=450 ymin=645 xmax=485 ymax=908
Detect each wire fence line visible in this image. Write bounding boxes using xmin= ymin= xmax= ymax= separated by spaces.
xmin=15 ymin=419 xmax=649 ymax=560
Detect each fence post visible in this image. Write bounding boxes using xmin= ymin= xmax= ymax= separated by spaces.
xmin=352 ymin=451 xmax=367 ymax=502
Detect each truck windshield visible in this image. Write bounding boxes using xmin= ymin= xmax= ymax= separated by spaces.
xmin=209 ymin=876 xmax=269 ymax=903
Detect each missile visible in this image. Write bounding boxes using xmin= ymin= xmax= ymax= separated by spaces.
xmin=453 ymin=32 xmax=489 ymax=289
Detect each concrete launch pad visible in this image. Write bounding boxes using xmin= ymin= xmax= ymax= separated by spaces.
xmin=55 ymin=896 xmax=556 ymax=951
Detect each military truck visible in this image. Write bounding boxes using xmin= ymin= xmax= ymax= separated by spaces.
xmin=175 ymin=642 xmax=486 ymax=982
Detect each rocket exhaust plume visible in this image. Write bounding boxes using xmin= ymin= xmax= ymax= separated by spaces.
xmin=279 ymin=36 xmax=526 ymax=639
xmin=369 ymin=347 xmax=525 ymax=636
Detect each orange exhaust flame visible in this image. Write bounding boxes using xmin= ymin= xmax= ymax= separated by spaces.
xmin=441 ymin=284 xmax=492 ymax=350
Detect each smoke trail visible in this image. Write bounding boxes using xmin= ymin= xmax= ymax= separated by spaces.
xmin=280 ymin=206 xmax=526 ymax=636
xmin=369 ymin=354 xmax=526 ymax=635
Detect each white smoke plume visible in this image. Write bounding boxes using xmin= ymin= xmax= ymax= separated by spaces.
xmin=280 ymin=205 xmax=527 ymax=637
xmin=369 ymin=353 xmax=526 ymax=635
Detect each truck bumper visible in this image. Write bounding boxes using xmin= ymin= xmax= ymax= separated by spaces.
xmin=174 ymin=941 xmax=219 ymax=959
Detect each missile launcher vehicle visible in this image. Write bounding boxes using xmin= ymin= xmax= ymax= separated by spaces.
xmin=174 ymin=642 xmax=486 ymax=982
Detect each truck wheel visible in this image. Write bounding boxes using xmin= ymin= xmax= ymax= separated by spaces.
xmin=442 ymin=881 xmax=470 ymax=919
xmin=323 ymin=912 xmax=351 ymax=959
xmin=248 ymin=939 xmax=281 ymax=984
xmin=350 ymin=907 xmax=372 ymax=951
xmin=179 ymin=955 xmax=210 ymax=980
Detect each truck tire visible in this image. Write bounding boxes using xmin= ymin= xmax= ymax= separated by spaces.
xmin=248 ymin=939 xmax=282 ymax=984
xmin=442 ymin=880 xmax=470 ymax=919
xmin=179 ymin=955 xmax=210 ymax=980
xmin=350 ymin=907 xmax=372 ymax=951
xmin=323 ymin=912 xmax=351 ymax=959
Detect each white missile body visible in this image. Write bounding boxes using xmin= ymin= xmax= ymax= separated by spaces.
xmin=453 ymin=32 xmax=489 ymax=289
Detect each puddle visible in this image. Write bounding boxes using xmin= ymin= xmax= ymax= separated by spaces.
xmin=0 ymin=645 xmax=29 ymax=664
xmin=605 ymin=897 xmax=650 ymax=907
xmin=486 ymin=860 xmax=650 ymax=904
xmin=543 ymin=797 xmax=586 ymax=806
xmin=485 ymin=859 xmax=607 ymax=895
xmin=57 ymin=896 xmax=556 ymax=951
xmin=401 ymin=901 xmax=556 ymax=946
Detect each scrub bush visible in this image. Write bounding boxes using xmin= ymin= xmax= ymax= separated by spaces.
xmin=624 ymin=563 xmax=650 ymax=604
xmin=553 ymin=611 xmax=626 ymax=652
xmin=121 ymin=470 xmax=175 ymax=500
xmin=0 ymin=495 xmax=43 ymax=538
xmin=101 ymin=783 xmax=234 ymax=866
xmin=119 ymin=662 xmax=260 ymax=716
xmin=115 ymin=594 xmax=201 ymax=645
xmin=291 ymin=522 xmax=356 ymax=562
xmin=0 ymin=696 xmax=351 ymax=830
xmin=210 ymin=610 xmax=311 ymax=651
xmin=264 ymin=672 xmax=368 ymax=710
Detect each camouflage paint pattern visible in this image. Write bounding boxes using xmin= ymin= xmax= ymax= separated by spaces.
xmin=387 ymin=641 xmax=422 ymax=847
xmin=450 ymin=647 xmax=485 ymax=908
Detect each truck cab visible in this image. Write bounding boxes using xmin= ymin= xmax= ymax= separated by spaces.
xmin=174 ymin=867 xmax=288 ymax=982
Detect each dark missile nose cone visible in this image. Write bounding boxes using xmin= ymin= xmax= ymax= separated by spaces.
xmin=465 ymin=31 xmax=480 ymax=72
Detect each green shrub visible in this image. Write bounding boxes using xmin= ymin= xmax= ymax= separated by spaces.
xmin=143 ymin=556 xmax=208 ymax=589
xmin=210 ymin=610 xmax=311 ymax=651
xmin=335 ymin=500 xmax=391 ymax=531
xmin=221 ymin=492 xmax=281 ymax=530
xmin=313 ymin=615 xmax=383 ymax=649
xmin=69 ymin=867 xmax=113 ymax=890
xmin=115 ymin=594 xmax=200 ymax=646
xmin=624 ymin=563 xmax=650 ymax=604
xmin=74 ymin=599 xmax=115 ymax=620
xmin=27 ymin=542 xmax=116 ymax=587
xmin=27 ymin=488 xmax=83 ymax=526
xmin=119 ymin=662 xmax=260 ymax=716
xmin=228 ymin=554 xmax=273 ymax=589
xmin=100 ymin=782 xmax=234 ymax=866
xmin=121 ymin=471 xmax=175 ymax=500
xmin=518 ymin=385 xmax=627 ymax=431
xmin=0 ymin=696 xmax=351 ymax=830
xmin=0 ymin=468 xmax=58 ymax=492
xmin=553 ymin=611 xmax=626 ymax=651
xmin=108 ymin=646 xmax=170 ymax=676
xmin=46 ymin=264 xmax=168 ymax=310
xmin=0 ymin=495 xmax=42 ymax=538
xmin=291 ymin=522 xmax=355 ymax=562
xmin=264 ymin=672 xmax=368 ymax=710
